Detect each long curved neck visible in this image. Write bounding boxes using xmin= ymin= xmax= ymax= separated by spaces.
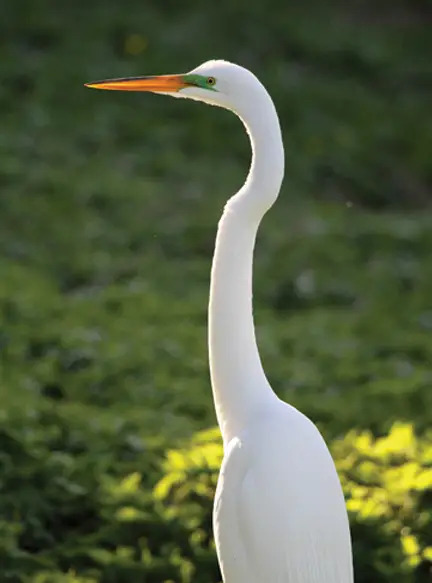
xmin=208 ymin=90 xmax=285 ymax=444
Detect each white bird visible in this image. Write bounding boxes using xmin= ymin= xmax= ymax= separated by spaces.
xmin=86 ymin=60 xmax=354 ymax=583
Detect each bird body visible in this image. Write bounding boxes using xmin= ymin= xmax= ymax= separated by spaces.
xmin=214 ymin=399 xmax=353 ymax=582
xmin=86 ymin=60 xmax=354 ymax=582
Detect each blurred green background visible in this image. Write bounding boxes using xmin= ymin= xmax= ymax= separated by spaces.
xmin=1 ymin=0 xmax=431 ymax=581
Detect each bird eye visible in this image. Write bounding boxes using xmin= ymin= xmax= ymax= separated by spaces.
xmin=207 ymin=77 xmax=216 ymax=86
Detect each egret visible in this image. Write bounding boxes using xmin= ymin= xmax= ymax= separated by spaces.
xmin=86 ymin=60 xmax=354 ymax=582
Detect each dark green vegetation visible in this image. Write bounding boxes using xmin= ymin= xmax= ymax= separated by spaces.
xmin=1 ymin=0 xmax=431 ymax=581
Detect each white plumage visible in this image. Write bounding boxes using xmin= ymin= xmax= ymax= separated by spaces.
xmin=86 ymin=59 xmax=354 ymax=582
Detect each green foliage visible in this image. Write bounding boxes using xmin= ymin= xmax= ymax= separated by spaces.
xmin=1 ymin=0 xmax=431 ymax=581
xmin=155 ymin=424 xmax=432 ymax=583
xmin=338 ymin=424 xmax=432 ymax=582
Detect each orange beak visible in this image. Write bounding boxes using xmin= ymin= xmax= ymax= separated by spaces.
xmin=84 ymin=74 xmax=189 ymax=92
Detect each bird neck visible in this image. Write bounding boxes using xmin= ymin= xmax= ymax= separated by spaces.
xmin=208 ymin=91 xmax=284 ymax=444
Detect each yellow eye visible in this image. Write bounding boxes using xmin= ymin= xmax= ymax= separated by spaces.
xmin=207 ymin=76 xmax=216 ymax=86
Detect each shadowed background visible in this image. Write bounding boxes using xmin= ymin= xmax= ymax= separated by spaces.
xmin=1 ymin=0 xmax=431 ymax=581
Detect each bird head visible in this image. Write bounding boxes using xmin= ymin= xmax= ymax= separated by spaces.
xmin=85 ymin=60 xmax=266 ymax=114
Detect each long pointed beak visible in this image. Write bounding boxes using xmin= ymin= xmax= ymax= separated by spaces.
xmin=84 ymin=74 xmax=189 ymax=92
